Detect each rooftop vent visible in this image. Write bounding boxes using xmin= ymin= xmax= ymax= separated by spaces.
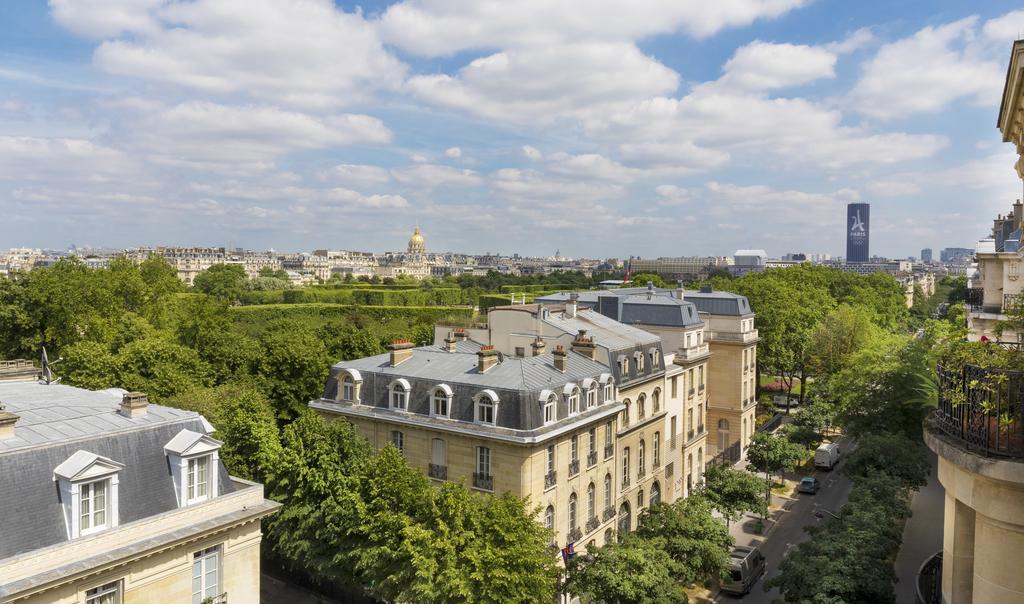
xmin=120 ymin=391 xmax=149 ymax=418
xmin=389 ymin=339 xmax=415 ymax=366
xmin=566 ymin=292 xmax=579 ymax=318
xmin=676 ymin=280 xmax=685 ymax=300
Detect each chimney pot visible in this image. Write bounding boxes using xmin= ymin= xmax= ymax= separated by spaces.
xmin=389 ymin=339 xmax=415 ymax=366
xmin=444 ymin=331 xmax=458 ymax=352
xmin=120 ymin=391 xmax=149 ymax=418
xmin=531 ymin=336 xmax=547 ymax=356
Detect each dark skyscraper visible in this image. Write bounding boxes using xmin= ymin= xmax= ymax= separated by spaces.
xmin=921 ymin=248 xmax=933 ymax=263
xmin=846 ymin=203 xmax=870 ymax=262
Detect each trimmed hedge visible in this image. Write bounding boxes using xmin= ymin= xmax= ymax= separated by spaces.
xmin=239 ymin=287 xmax=475 ymax=307
xmin=498 ymin=284 xmax=579 ymax=293
xmin=229 ymin=303 xmax=474 ymax=325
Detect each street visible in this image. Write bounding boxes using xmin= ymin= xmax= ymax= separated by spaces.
xmin=893 ymin=449 xmax=943 ymax=603
xmin=716 ymin=441 xmax=855 ymax=603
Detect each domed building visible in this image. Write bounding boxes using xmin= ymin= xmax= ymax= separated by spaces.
xmin=408 ymin=225 xmax=426 ymax=254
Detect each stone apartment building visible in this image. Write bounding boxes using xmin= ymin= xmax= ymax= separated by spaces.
xmin=0 ymin=360 xmax=279 ymax=604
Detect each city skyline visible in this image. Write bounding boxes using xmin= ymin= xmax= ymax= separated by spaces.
xmin=2 ymin=1 xmax=1023 ymax=257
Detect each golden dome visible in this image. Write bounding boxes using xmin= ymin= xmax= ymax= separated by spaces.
xmin=408 ymin=225 xmax=426 ymax=253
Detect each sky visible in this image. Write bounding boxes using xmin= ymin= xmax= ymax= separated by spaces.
xmin=1 ymin=1 xmax=1024 ymax=258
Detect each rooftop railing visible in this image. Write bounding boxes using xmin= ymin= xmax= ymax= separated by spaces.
xmin=935 ymin=364 xmax=1024 ymax=459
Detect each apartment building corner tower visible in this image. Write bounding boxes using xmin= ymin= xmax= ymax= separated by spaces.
xmin=846 ymin=203 xmax=870 ymax=262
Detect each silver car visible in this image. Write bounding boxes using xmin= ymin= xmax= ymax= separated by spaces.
xmin=721 ymin=545 xmax=766 ymax=596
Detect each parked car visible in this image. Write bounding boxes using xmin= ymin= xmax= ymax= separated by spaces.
xmin=814 ymin=442 xmax=840 ymax=470
xmin=798 ymin=476 xmax=820 ymax=494
xmin=721 ymin=546 xmax=766 ymax=596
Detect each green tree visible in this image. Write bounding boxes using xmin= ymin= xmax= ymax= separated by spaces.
xmin=257 ymin=327 xmax=331 ymax=419
xmin=635 ymin=497 xmax=733 ymax=586
xmin=843 ymin=432 xmax=929 ymax=489
xmin=138 ymin=254 xmax=185 ymax=301
xmin=192 ymin=264 xmax=247 ymax=301
xmin=565 ymin=536 xmax=685 ymax=604
xmin=626 ymin=273 xmax=668 ymax=288
xmin=745 ymin=432 xmax=805 ymax=509
xmin=60 ymin=340 xmax=118 ymax=390
xmin=115 ymin=337 xmax=213 ymax=401
xmin=697 ymin=464 xmax=768 ymax=528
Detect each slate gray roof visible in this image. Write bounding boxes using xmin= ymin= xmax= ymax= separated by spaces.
xmin=0 ymin=381 xmax=235 ymax=560
xmin=536 ymin=287 xmax=753 ymax=317
xmin=542 ymin=308 xmax=660 ymax=348
xmin=0 ymin=382 xmax=197 ymax=453
xmin=680 ymin=289 xmax=754 ymax=316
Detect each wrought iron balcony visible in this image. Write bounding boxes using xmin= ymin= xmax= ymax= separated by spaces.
xmin=587 ymin=450 xmax=598 ymax=467
xmin=428 ymin=463 xmax=447 ymax=480
xmin=602 ymin=506 xmax=616 ymax=522
xmin=568 ymin=459 xmax=580 ymax=477
xmin=915 ymin=551 xmax=942 ymax=604
xmin=568 ymin=527 xmax=583 ymax=543
xmin=697 ymin=423 xmax=705 ymax=435
xmin=687 ymin=429 xmax=695 ymax=441
xmin=637 ymin=466 xmax=646 ymax=479
xmin=473 ymin=472 xmax=493 ymax=491
xmin=586 ymin=516 xmax=600 ymax=533
xmin=688 ymin=388 xmax=695 ymax=398
xmin=544 ymin=470 xmax=558 ymax=489
xmin=935 ymin=364 xmax=1024 ymax=458
xmin=621 ymin=474 xmax=630 ymax=488
xmin=604 ymin=444 xmax=614 ymax=460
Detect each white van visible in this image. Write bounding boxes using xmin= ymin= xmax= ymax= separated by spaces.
xmin=814 ymin=442 xmax=840 ymax=470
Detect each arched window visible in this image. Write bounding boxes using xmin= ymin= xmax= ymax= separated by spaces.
xmin=586 ymin=385 xmax=597 ymax=408
xmin=650 ymin=481 xmax=661 ymax=506
xmin=602 ymin=375 xmax=614 ymax=402
xmin=638 ymin=439 xmax=645 ymax=476
xmin=687 ymin=453 xmax=693 ymax=494
xmin=565 ymin=385 xmax=581 ymax=415
xmin=622 ymin=447 xmax=630 ymax=487
xmin=432 ymin=384 xmax=452 ymax=418
xmin=604 ymin=474 xmax=612 ymax=510
xmin=544 ymin=393 xmax=557 ymax=425
xmin=389 ymin=378 xmax=410 ymax=411
xmin=637 ymin=489 xmax=644 ymax=511
xmin=717 ymin=419 xmax=730 ymax=451
xmin=634 ymin=351 xmax=644 ymax=372
xmin=653 ymin=432 xmax=660 ymax=467
xmin=618 ymin=502 xmax=631 ymax=535
xmin=637 ymin=393 xmax=646 ymax=420
xmin=544 ymin=505 xmax=555 ymax=530
xmin=604 ymin=528 xmax=613 ymax=544
xmin=341 ymin=375 xmax=354 ymax=401
xmin=697 ymin=447 xmax=704 ymax=484
xmin=622 ymin=399 xmax=631 ymax=427
xmin=569 ymin=492 xmax=578 ymax=531
xmin=652 ymin=388 xmax=661 ymax=413
xmin=650 ymin=348 xmax=660 ymax=368
xmin=475 ymin=390 xmax=499 ymax=424
xmin=587 ymin=482 xmax=596 ymax=520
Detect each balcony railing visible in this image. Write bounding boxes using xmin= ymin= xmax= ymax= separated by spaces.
xmin=915 ymin=551 xmax=942 ymax=604
xmin=587 ymin=450 xmax=598 ymax=468
xmin=544 ymin=470 xmax=558 ymax=489
xmin=200 ymin=593 xmax=228 ymax=604
xmin=935 ymin=364 xmax=1024 ymax=458
xmin=602 ymin=506 xmax=616 ymax=521
xmin=428 ymin=463 xmax=448 ymax=480
xmin=568 ymin=459 xmax=580 ymax=477
xmin=1005 ymin=293 xmax=1023 ymax=312
xmin=707 ymin=329 xmax=759 ymax=343
xmin=688 ymin=388 xmax=695 ymax=398
xmin=676 ymin=343 xmax=710 ymax=361
xmin=697 ymin=423 xmax=705 ymax=434
xmin=568 ymin=527 xmax=583 ymax=544
xmin=604 ymin=444 xmax=614 ymax=460
xmin=637 ymin=466 xmax=646 ymax=479
xmin=473 ymin=472 xmax=493 ymax=491
xmin=586 ymin=516 xmax=600 ymax=533
xmin=687 ymin=429 xmax=695 ymax=441
xmin=621 ymin=474 xmax=631 ymax=488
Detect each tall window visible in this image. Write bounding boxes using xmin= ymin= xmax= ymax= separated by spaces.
xmin=699 ymin=366 xmax=705 ymax=388
xmin=685 ymin=333 xmax=692 ymax=348
xmin=587 ymin=386 xmax=597 ymax=408
xmin=341 ymin=375 xmax=355 ymax=402
xmin=390 ymin=381 xmax=409 ymax=410
xmin=671 ymin=376 xmax=678 ymax=398
xmin=431 ymin=438 xmax=446 ymax=468
xmin=670 ymin=416 xmax=677 ymax=444
xmin=588 ymin=428 xmax=597 ymax=456
xmin=544 ymin=395 xmax=557 ymax=425
xmin=652 ymin=389 xmax=661 ymax=413
xmin=476 ymin=392 xmax=498 ymax=424
xmin=622 ymin=399 xmax=631 ymax=426
xmin=653 ymin=432 xmax=661 ymax=467
xmin=650 ymin=349 xmax=660 ymax=368
xmin=604 ymin=380 xmax=614 ymax=402
xmin=86 ymin=582 xmax=120 ymax=604
xmin=635 ymin=352 xmax=644 ymax=372
xmin=192 ymin=546 xmax=220 ymax=604
xmin=391 ymin=430 xmax=404 ymax=452
xmin=547 ymin=444 xmax=556 ymax=474
xmin=567 ymin=388 xmax=580 ymax=415
xmin=637 ymin=489 xmax=644 ymax=510
xmin=604 ymin=474 xmax=612 ymax=508
xmin=571 ymin=435 xmax=579 ymax=462
xmin=80 ymin=479 xmax=108 ymax=534
xmin=587 ymin=482 xmax=596 ymax=519
xmin=477 ymin=446 xmax=491 ymax=476
xmin=187 ymin=456 xmax=209 ymax=503
xmin=604 ymin=421 xmax=613 ymax=452
xmin=638 ymin=440 xmax=645 ymax=475
xmin=688 ymin=409 xmax=694 ymax=431
xmin=650 ymin=482 xmax=661 ymax=506
xmin=545 ymin=505 xmax=555 ymax=530
xmin=637 ymin=394 xmax=646 ymax=420
xmin=568 ymin=493 xmax=578 ymax=531
xmin=622 ymin=448 xmax=630 ymax=486
xmin=432 ymin=387 xmax=450 ymax=417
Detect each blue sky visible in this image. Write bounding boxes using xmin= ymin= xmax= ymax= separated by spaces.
xmin=1 ymin=0 xmax=1023 ymax=259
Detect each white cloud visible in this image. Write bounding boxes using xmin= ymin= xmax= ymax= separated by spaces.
xmin=445 ymin=146 xmax=463 ymax=158
xmin=850 ymin=17 xmax=1004 ymax=119
xmin=715 ymin=41 xmax=837 ymax=91
xmin=317 ymin=164 xmax=392 ymax=188
xmin=72 ymin=0 xmax=406 ymax=109
xmin=391 ymin=164 xmax=483 ymax=188
xmin=982 ymin=10 xmax=1024 ymax=43
xmin=0 ymin=135 xmax=137 ymax=181
xmin=655 ymin=184 xmax=691 ymax=206
xmin=378 ymin=0 xmax=810 ymax=56
xmin=824 ymin=28 xmax=875 ymax=54
xmin=522 ymin=145 xmax=543 ymax=160
xmin=865 ymin=179 xmax=922 ymax=197
xmin=405 ymin=42 xmax=680 ymax=123
xmin=618 ymin=141 xmax=730 ymax=172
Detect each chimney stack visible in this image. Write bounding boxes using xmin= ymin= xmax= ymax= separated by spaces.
xmin=531 ymin=336 xmax=546 ymax=356
xmin=444 ymin=331 xmax=458 ymax=353
xmin=646 ymin=281 xmax=655 ymax=300
xmin=565 ymin=293 xmax=579 ymax=318
xmin=571 ymin=330 xmax=597 ymax=360
xmin=553 ymin=345 xmax=568 ymax=372
xmin=0 ymin=400 xmax=18 ymax=439
xmin=389 ymin=339 xmax=415 ymax=366
xmin=477 ymin=345 xmax=500 ymax=373
xmin=453 ymin=328 xmax=468 ymax=341
xmin=120 ymin=391 xmax=149 ymax=418
xmin=675 ymin=280 xmax=685 ymax=300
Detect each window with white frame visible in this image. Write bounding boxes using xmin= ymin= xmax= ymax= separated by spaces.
xmin=86 ymin=581 xmax=121 ymax=604
xmin=650 ymin=349 xmax=660 ymax=368
xmin=622 ymin=399 xmax=631 ymax=426
xmin=547 ymin=444 xmax=556 ymax=474
xmin=603 ymin=379 xmax=614 ymax=402
xmin=341 ymin=375 xmax=355 ymax=402
xmin=586 ymin=385 xmax=597 ymax=408
xmin=543 ymin=394 xmax=557 ymax=425
xmin=653 ymin=432 xmax=661 ymax=467
xmin=432 ymin=385 xmax=451 ymax=417
xmin=192 ymin=546 xmax=220 ymax=604
xmin=389 ymin=379 xmax=410 ymax=411
xmin=635 ymin=351 xmax=644 ymax=372
xmin=652 ymin=388 xmax=661 ymax=413
xmin=79 ymin=479 xmax=109 ymax=535
xmin=619 ymin=357 xmax=629 ymax=374
xmin=477 ymin=446 xmax=491 ymax=476
xmin=567 ymin=387 xmax=580 ymax=415
xmin=391 ymin=430 xmax=404 ymax=452
xmin=476 ymin=391 xmax=499 ymax=424
xmin=637 ymin=394 xmax=646 ymax=419
xmin=571 ymin=434 xmax=579 ymax=463
xmin=187 ymin=456 xmax=210 ymax=504
xmin=587 ymin=482 xmax=596 ymax=520
xmin=604 ymin=421 xmax=613 ymax=451
xmin=638 ymin=440 xmax=645 ymax=475
xmin=568 ymin=492 xmax=578 ymax=531
xmin=545 ymin=505 xmax=555 ymax=530
xmin=622 ymin=448 xmax=630 ymax=486
xmin=603 ymin=474 xmax=612 ymax=508
xmin=685 ymin=333 xmax=692 ymax=348
xmin=589 ymin=427 xmax=597 ymax=457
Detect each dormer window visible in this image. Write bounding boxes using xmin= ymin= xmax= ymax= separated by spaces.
xmin=432 ymin=384 xmax=453 ymax=418
xmin=389 ymin=378 xmax=411 ymax=411
xmin=543 ymin=392 xmax=557 ymax=425
xmin=618 ymin=356 xmax=629 ymax=375
xmin=54 ymin=450 xmax=124 ymax=539
xmin=601 ymin=374 xmax=614 ymax=402
xmin=475 ymin=390 xmax=499 ymax=424
xmin=337 ymin=368 xmax=362 ymax=404
xmin=164 ymin=429 xmax=222 ymax=508
xmin=634 ymin=351 xmax=645 ymax=372
xmin=586 ymin=385 xmax=597 ymax=408
xmin=565 ymin=384 xmax=581 ymax=415
xmin=650 ymin=348 xmax=660 ymax=368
